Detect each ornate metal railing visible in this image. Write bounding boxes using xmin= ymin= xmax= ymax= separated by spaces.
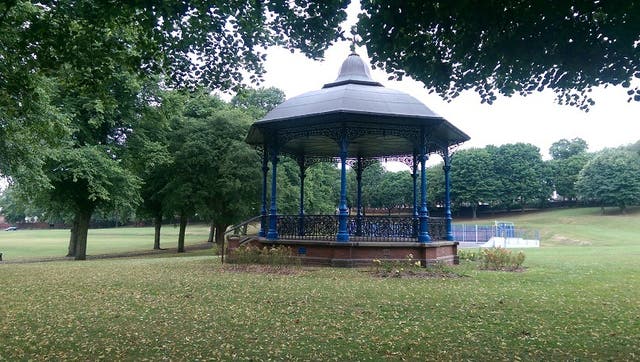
xmin=275 ymin=215 xmax=446 ymax=242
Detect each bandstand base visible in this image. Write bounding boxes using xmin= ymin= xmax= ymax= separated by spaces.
xmin=228 ymin=237 xmax=459 ymax=267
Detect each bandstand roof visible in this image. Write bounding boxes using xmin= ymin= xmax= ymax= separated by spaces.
xmin=246 ymin=52 xmax=470 ymax=157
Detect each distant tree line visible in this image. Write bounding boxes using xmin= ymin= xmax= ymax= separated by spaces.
xmin=342 ymin=137 xmax=640 ymax=219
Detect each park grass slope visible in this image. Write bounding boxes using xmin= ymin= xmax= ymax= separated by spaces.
xmin=0 ymin=207 xmax=639 ymax=360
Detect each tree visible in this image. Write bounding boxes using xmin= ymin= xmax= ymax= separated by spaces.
xmin=547 ymin=138 xmax=590 ymax=201
xmin=2 ymin=0 xmax=349 ymax=94
xmin=361 ymin=162 xmax=385 ymax=210
xmin=489 ymin=143 xmax=550 ymax=211
xmin=548 ymin=154 xmax=592 ymax=201
xmin=305 ymin=162 xmax=340 ymax=214
xmin=451 ymin=148 xmax=501 ymax=218
xmin=193 ymin=109 xmax=261 ymax=249
xmin=376 ymin=171 xmax=413 ymax=215
xmin=1 ymin=1 xmax=349 ymax=238
xmin=231 ymin=87 xmax=286 ymax=119
xmin=357 ymin=1 xmax=640 ymax=109
xmin=163 ymin=108 xmax=261 ymax=252
xmin=0 ymin=2 xmax=68 ymax=185
xmin=36 ymin=146 xmax=141 ymax=260
xmin=576 ymin=149 xmax=640 ymax=214
xmin=0 ymin=187 xmax=27 ymax=224
xmin=125 ymin=87 xmax=179 ymax=250
xmin=549 ymin=138 xmax=589 ymax=160
xmin=427 ymin=163 xmax=445 ymax=210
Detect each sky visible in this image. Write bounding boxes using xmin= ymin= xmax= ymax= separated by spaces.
xmin=249 ymin=1 xmax=640 ymax=163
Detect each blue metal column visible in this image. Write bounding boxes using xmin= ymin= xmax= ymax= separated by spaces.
xmin=298 ymin=155 xmax=306 ymax=237
xmin=443 ymin=147 xmax=454 ymax=241
xmin=259 ymin=147 xmax=269 ymax=237
xmin=411 ymin=152 xmax=418 ymax=238
xmin=356 ymin=157 xmax=363 ymax=236
xmin=267 ymin=144 xmax=279 ymax=240
xmin=337 ymin=134 xmax=349 ymax=242
xmin=418 ymin=130 xmax=431 ymax=242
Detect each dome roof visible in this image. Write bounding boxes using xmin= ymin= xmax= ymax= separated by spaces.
xmin=256 ymin=53 xmax=442 ymax=123
xmin=246 ymin=52 xmax=470 ymax=157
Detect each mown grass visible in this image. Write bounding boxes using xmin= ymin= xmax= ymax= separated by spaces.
xmin=468 ymin=206 xmax=640 ymax=247
xmin=0 ymin=207 xmax=639 ymax=360
xmin=0 ymin=224 xmax=211 ymax=261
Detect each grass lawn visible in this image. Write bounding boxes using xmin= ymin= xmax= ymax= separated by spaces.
xmin=0 ymin=224 xmax=212 ymax=261
xmin=0 ymin=207 xmax=639 ymax=360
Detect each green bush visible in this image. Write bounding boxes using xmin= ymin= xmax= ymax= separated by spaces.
xmin=480 ymin=247 xmax=525 ymax=271
xmin=228 ymin=245 xmax=300 ymax=266
xmin=458 ymin=248 xmax=482 ymax=261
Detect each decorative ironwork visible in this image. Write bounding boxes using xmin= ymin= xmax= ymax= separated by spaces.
xmin=275 ymin=215 xmax=447 ymax=242
xmin=277 ymin=124 xmax=342 ymax=145
xmin=277 ymin=215 xmax=338 ymax=240
xmin=383 ymin=154 xmax=414 ymax=168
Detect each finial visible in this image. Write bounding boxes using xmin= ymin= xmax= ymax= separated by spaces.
xmin=349 ymin=25 xmax=357 ymax=54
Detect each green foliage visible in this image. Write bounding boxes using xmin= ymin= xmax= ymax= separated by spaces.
xmin=358 ymin=1 xmax=640 ymax=109
xmin=426 ymin=163 xmax=444 ymax=206
xmin=231 ymin=87 xmax=286 ymax=119
xmin=305 ymin=162 xmax=340 ymax=214
xmin=451 ymin=148 xmax=501 ymax=217
xmin=479 ymin=248 xmax=526 ymax=271
xmin=227 ymin=245 xmax=299 ymax=266
xmin=548 ymin=153 xmax=591 ymax=200
xmin=549 ymin=138 xmax=589 ymax=160
xmin=576 ymin=148 xmax=640 ymax=213
xmin=376 ymin=171 xmax=413 ymax=214
xmin=361 ymin=161 xmax=385 ymax=209
xmin=457 ymin=248 xmax=482 ymax=262
xmin=0 ymin=186 xmax=47 ymax=224
xmin=488 ymin=143 xmax=550 ymax=209
xmin=163 ymin=103 xmax=261 ymax=234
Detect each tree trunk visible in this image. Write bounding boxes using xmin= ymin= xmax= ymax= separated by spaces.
xmin=208 ymin=219 xmax=215 ymax=243
xmin=153 ymin=214 xmax=162 ymax=250
xmin=214 ymin=223 xmax=229 ymax=255
xmin=74 ymin=209 xmax=92 ymax=261
xmin=177 ymin=213 xmax=187 ymax=253
xmin=472 ymin=204 xmax=478 ymax=219
xmin=67 ymin=214 xmax=80 ymax=257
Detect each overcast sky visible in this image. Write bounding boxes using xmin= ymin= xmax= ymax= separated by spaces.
xmin=249 ymin=1 xmax=640 ymax=162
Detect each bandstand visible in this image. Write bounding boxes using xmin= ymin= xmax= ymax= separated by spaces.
xmin=239 ymin=52 xmax=470 ymax=266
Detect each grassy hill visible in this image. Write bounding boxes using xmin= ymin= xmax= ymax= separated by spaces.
xmin=459 ymin=206 xmax=640 ymax=247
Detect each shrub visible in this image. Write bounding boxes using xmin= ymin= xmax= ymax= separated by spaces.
xmin=228 ymin=245 xmax=300 ymax=266
xmin=458 ymin=248 xmax=482 ymax=261
xmin=480 ymin=247 xmax=525 ymax=271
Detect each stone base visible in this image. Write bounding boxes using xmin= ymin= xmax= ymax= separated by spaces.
xmin=227 ymin=236 xmax=459 ymax=267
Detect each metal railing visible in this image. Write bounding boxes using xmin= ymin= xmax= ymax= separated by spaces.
xmin=275 ymin=214 xmax=447 ymax=241
xmin=225 ymin=215 xmax=262 ymax=236
xmin=452 ymin=224 xmax=540 ymax=243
